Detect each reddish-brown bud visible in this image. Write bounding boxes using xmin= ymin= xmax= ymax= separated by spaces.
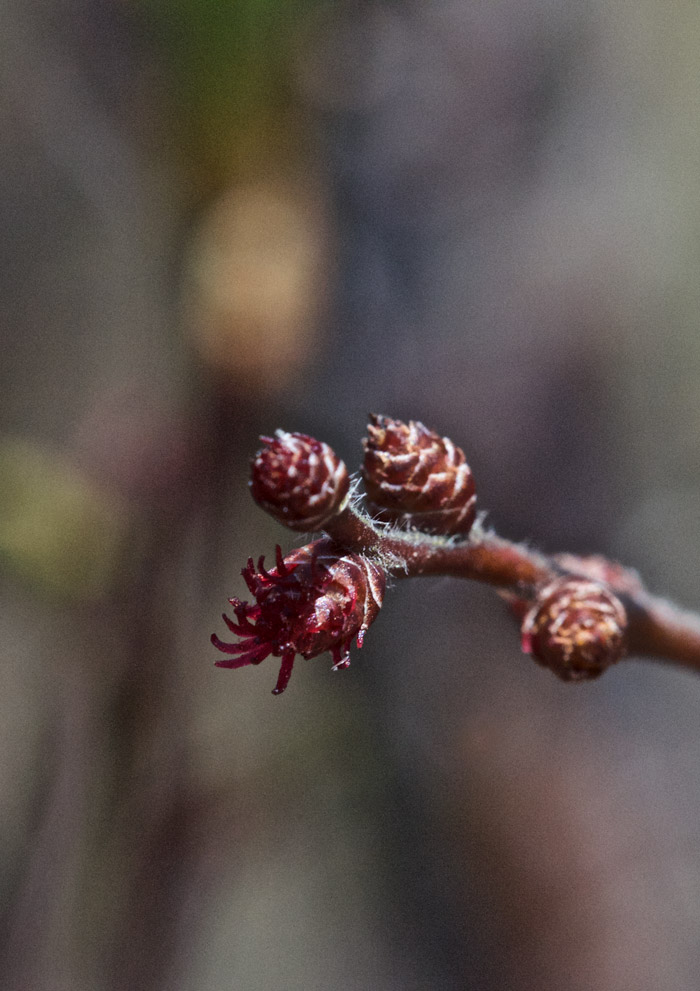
xmin=250 ymin=431 xmax=350 ymax=532
xmin=554 ymin=553 xmax=645 ymax=597
xmin=211 ymin=538 xmax=385 ymax=694
xmin=362 ymin=415 xmax=476 ymax=535
xmin=521 ymin=577 xmax=627 ymax=682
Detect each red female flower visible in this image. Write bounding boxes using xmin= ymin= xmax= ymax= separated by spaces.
xmin=211 ymin=538 xmax=385 ymax=694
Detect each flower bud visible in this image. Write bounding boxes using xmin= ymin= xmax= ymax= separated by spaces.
xmin=250 ymin=431 xmax=350 ymax=532
xmin=211 ymin=539 xmax=385 ymax=694
xmin=521 ymin=577 xmax=627 ymax=682
xmin=362 ymin=415 xmax=476 ymax=535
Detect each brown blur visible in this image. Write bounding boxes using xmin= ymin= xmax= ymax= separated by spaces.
xmin=2 ymin=1 xmax=700 ymax=989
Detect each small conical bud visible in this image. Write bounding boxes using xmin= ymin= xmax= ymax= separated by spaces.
xmin=521 ymin=577 xmax=627 ymax=682
xmin=211 ymin=538 xmax=386 ymax=694
xmin=250 ymin=431 xmax=350 ymax=532
xmin=362 ymin=415 xmax=476 ymax=535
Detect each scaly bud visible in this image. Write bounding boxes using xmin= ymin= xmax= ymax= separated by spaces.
xmin=362 ymin=414 xmax=476 ymax=535
xmin=250 ymin=431 xmax=350 ymax=532
xmin=211 ymin=538 xmax=385 ymax=694
xmin=521 ymin=577 xmax=627 ymax=682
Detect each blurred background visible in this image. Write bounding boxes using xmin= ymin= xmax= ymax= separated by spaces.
xmin=2 ymin=0 xmax=700 ymax=988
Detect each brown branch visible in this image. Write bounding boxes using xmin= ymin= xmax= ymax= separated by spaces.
xmin=324 ymin=503 xmax=700 ymax=675
xmin=325 ymin=504 xmax=556 ymax=588
xmin=624 ymin=594 xmax=700 ymax=675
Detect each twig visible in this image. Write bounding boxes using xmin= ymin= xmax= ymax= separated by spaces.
xmin=324 ymin=502 xmax=700 ymax=675
xmin=213 ymin=419 xmax=700 ymax=692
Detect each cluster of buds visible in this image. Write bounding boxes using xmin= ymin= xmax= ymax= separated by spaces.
xmin=212 ymin=415 xmax=634 ymax=694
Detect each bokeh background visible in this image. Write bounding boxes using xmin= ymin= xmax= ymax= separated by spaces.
xmin=2 ymin=1 xmax=700 ymax=988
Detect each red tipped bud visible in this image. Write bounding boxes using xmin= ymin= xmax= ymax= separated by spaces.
xmin=250 ymin=431 xmax=350 ymax=532
xmin=211 ymin=538 xmax=385 ymax=695
xmin=521 ymin=577 xmax=627 ymax=682
xmin=362 ymin=415 xmax=476 ymax=535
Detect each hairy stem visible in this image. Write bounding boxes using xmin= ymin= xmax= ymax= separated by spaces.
xmin=324 ymin=504 xmax=700 ymax=675
xmin=326 ymin=505 xmax=558 ymax=588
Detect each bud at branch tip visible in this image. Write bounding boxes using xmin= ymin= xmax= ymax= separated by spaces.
xmin=362 ymin=414 xmax=476 ymax=535
xmin=250 ymin=430 xmax=350 ymax=532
